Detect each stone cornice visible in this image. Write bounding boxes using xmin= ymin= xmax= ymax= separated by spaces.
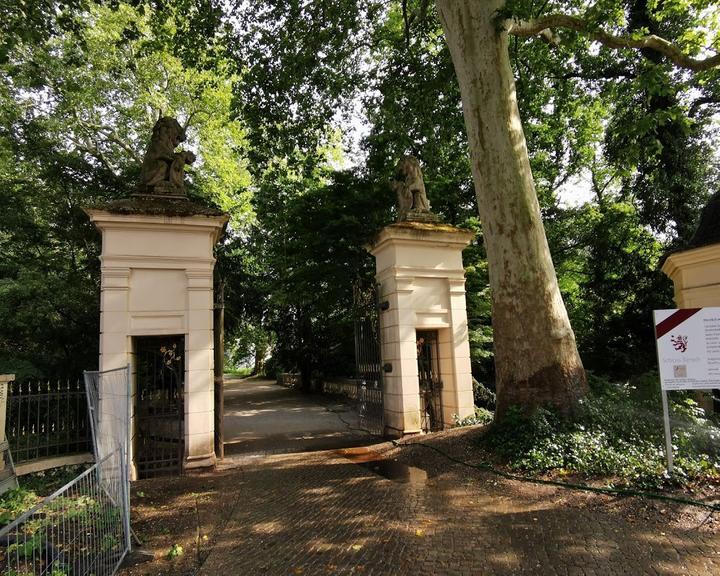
xmin=84 ymin=208 xmax=229 ymax=243
xmin=367 ymin=222 xmax=474 ymax=254
xmin=662 ymin=243 xmax=720 ymax=279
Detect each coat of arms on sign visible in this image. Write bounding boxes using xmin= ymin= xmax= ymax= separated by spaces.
xmin=670 ymin=335 xmax=688 ymax=353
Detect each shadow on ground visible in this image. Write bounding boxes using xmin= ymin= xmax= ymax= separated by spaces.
xmin=222 ymin=377 xmax=378 ymax=457
xmin=123 ymin=429 xmax=719 ymax=576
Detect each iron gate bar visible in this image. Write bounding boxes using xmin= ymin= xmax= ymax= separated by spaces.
xmin=134 ymin=336 xmax=185 ymax=479
xmin=214 ymin=282 xmax=225 ymax=460
xmin=417 ymin=330 xmax=443 ymax=432
xmin=353 ymin=282 xmax=384 ymax=435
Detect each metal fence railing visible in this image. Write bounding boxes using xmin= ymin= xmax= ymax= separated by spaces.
xmin=0 ymin=447 xmax=131 ymax=576
xmin=277 ymin=373 xmax=301 ymax=388
xmin=6 ymin=379 xmax=92 ymax=463
xmin=322 ymin=378 xmax=360 ymax=400
xmin=279 ymin=374 xmax=385 ymax=436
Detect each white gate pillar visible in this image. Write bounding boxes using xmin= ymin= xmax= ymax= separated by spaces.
xmin=367 ymin=222 xmax=475 ymax=436
xmin=86 ymin=200 xmax=227 ymax=473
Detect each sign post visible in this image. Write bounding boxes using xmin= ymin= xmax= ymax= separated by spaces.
xmin=654 ymin=307 xmax=720 ymax=473
xmin=659 ymin=387 xmax=674 ymax=472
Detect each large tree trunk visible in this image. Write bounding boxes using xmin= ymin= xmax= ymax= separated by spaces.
xmin=435 ymin=0 xmax=587 ymax=418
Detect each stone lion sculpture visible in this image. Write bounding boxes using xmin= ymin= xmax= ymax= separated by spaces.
xmin=392 ymin=155 xmax=431 ymax=220
xmin=169 ymin=150 xmax=196 ymax=191
xmin=138 ymin=117 xmax=194 ymax=195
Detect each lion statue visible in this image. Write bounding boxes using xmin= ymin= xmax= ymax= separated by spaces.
xmin=169 ymin=150 xmax=196 ymax=192
xmin=392 ymin=155 xmax=431 ymax=220
xmin=138 ymin=117 xmax=192 ymax=195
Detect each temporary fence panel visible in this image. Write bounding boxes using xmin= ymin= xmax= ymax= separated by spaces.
xmin=82 ymin=365 xmax=132 ymax=559
xmin=0 ymin=448 xmax=130 ymax=576
xmin=83 ymin=366 xmax=131 ymax=473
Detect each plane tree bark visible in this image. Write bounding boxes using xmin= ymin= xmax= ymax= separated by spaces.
xmin=434 ymin=0 xmax=720 ymax=419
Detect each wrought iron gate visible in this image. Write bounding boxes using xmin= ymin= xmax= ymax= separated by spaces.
xmin=353 ymin=282 xmax=384 ymax=435
xmin=214 ymin=282 xmax=225 ymax=460
xmin=134 ymin=335 xmax=185 ymax=478
xmin=417 ymin=330 xmax=443 ymax=432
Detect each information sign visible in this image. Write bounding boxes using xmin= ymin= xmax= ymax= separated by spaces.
xmin=654 ymin=308 xmax=720 ymax=473
xmin=654 ymin=307 xmax=720 ymax=391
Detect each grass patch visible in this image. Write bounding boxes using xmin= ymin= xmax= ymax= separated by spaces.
xmin=224 ymin=366 xmax=253 ymax=378
xmin=479 ymin=375 xmax=720 ymax=490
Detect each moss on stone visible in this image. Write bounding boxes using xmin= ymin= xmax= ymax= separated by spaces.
xmin=390 ymin=220 xmax=472 ymax=235
xmin=87 ymin=195 xmax=226 ymax=218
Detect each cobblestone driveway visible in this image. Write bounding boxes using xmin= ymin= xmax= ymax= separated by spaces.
xmin=198 ymin=439 xmax=720 ymax=576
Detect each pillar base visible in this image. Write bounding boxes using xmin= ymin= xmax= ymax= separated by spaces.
xmin=384 ymin=426 xmax=422 ymax=439
xmin=184 ymin=451 xmax=216 ymax=471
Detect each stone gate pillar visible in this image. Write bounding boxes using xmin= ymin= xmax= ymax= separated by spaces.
xmin=86 ymin=198 xmax=227 ymax=474
xmin=367 ymin=221 xmax=475 ymax=436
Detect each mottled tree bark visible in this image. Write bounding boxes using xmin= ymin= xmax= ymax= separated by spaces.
xmin=435 ymin=0 xmax=588 ymax=418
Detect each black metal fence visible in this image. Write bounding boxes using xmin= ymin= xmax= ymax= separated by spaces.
xmin=417 ymin=330 xmax=444 ymax=432
xmin=277 ymin=373 xmax=301 ymax=388
xmin=353 ymin=283 xmax=383 ymax=384
xmin=6 ymin=379 xmax=92 ymax=463
xmin=322 ymin=378 xmax=360 ymax=400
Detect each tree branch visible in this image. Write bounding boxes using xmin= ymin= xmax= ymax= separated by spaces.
xmin=70 ymin=110 xmax=143 ymax=164
xmin=402 ymin=0 xmax=410 ymax=48
xmin=505 ymin=14 xmax=720 ymax=72
xmin=76 ymin=121 xmax=142 ymax=164
xmin=689 ymin=95 xmax=720 ymax=116
xmin=548 ymin=66 xmax=636 ymax=81
xmin=67 ymin=135 xmax=120 ymax=176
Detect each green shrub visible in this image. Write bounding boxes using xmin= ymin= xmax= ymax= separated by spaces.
xmin=480 ymin=383 xmax=720 ymax=489
xmin=454 ymin=406 xmax=494 ymax=427
xmin=472 ymin=379 xmax=496 ymax=410
xmin=20 ymin=465 xmax=89 ymax=497
xmin=0 ymin=488 xmax=39 ymax=525
xmin=167 ymin=543 xmax=184 ymax=559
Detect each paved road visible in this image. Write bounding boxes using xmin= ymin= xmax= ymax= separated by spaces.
xmin=223 ymin=378 xmax=375 ymax=457
xmin=198 ymin=431 xmax=720 ymax=576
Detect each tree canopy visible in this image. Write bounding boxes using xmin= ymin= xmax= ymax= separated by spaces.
xmin=1 ymin=1 xmax=719 ymax=421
